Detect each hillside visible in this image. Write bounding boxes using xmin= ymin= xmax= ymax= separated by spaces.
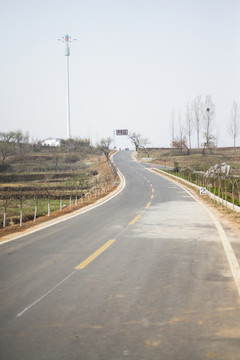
xmin=0 ymin=144 xmax=117 ymax=236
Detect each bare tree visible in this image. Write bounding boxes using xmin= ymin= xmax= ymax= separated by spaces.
xmin=192 ymin=95 xmax=203 ymax=148
xmin=0 ymin=131 xmax=16 ymax=163
xmin=169 ymin=109 xmax=175 ymax=145
xmin=203 ymin=96 xmax=215 ymax=148
xmin=98 ymin=137 xmax=112 ymax=161
xmin=14 ymin=129 xmax=29 ymax=144
xmin=0 ymin=130 xmax=29 ymax=163
xmin=171 ymin=138 xmax=187 ymax=150
xmin=129 ymin=132 xmax=150 ymax=152
xmin=178 ymin=112 xmax=186 ymax=152
xmin=14 ymin=129 xmax=29 ymax=156
xmin=171 ymin=112 xmax=187 ymax=151
xmin=228 ymin=101 xmax=240 ymax=151
xmin=61 ymin=137 xmax=91 ymax=153
xmin=129 ymin=132 xmax=141 ymax=151
xmin=185 ymin=103 xmax=193 ymax=150
xmin=140 ymin=137 xmax=150 ymax=157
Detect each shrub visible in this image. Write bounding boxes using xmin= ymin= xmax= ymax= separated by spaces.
xmin=91 ymin=170 xmax=98 ymax=176
xmin=190 ymin=173 xmax=197 ymax=182
xmin=173 ymin=162 xmax=181 ymax=172
xmin=64 ymin=154 xmax=80 ymax=163
xmin=0 ymin=163 xmax=10 ymax=172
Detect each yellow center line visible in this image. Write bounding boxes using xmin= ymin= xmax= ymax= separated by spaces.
xmin=145 ymin=202 xmax=151 ymax=209
xmin=152 ymin=188 xmax=154 ymax=193
xmin=129 ymin=214 xmax=142 ymax=225
xmin=151 ymin=194 xmax=154 ymax=199
xmin=75 ymin=239 xmax=116 ymax=270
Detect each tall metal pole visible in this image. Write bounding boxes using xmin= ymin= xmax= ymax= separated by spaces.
xmin=64 ymin=35 xmax=71 ymax=139
xmin=66 ymin=52 xmax=71 ymax=139
xmin=58 ymin=34 xmax=76 ymax=139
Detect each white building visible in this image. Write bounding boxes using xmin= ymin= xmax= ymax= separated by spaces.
xmin=42 ymin=138 xmax=61 ymax=147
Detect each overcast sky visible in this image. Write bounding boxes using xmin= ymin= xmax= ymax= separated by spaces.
xmin=1 ymin=0 xmax=240 ymax=149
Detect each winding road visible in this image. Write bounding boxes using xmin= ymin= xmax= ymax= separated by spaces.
xmin=1 ymin=150 xmax=240 ymax=359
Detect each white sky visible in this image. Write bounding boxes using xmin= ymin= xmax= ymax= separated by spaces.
xmin=1 ymin=0 xmax=240 ymax=149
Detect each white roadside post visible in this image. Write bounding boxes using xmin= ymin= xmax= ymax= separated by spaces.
xmin=200 ymin=187 xmax=207 ymax=196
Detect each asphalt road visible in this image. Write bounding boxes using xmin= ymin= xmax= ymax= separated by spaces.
xmin=1 ymin=150 xmax=240 ymax=360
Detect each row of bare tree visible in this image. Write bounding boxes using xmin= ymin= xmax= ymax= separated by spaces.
xmin=170 ymin=96 xmax=240 ymax=151
xmin=178 ymin=170 xmax=240 ymax=211
xmin=0 ymin=130 xmax=30 ymax=164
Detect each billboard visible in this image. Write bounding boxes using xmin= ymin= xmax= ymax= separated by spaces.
xmin=116 ymin=129 xmax=128 ymax=136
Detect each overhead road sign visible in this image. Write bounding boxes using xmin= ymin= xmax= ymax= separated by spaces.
xmin=116 ymin=129 xmax=128 ymax=136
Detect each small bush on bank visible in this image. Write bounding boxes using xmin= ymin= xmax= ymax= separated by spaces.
xmin=0 ymin=163 xmax=10 ymax=172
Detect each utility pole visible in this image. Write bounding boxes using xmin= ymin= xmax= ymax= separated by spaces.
xmin=113 ymin=129 xmax=116 ymax=149
xmin=58 ymin=34 xmax=76 ymax=139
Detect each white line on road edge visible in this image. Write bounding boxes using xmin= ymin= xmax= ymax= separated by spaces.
xmin=185 ymin=186 xmax=240 ymax=297
xmin=153 ymin=169 xmax=240 ymax=297
xmin=0 ymin=167 xmax=126 ymax=246
xmin=205 ymin=207 xmax=240 ymax=297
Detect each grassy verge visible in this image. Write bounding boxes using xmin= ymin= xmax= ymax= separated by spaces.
xmin=160 ymin=169 xmax=240 ymax=208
